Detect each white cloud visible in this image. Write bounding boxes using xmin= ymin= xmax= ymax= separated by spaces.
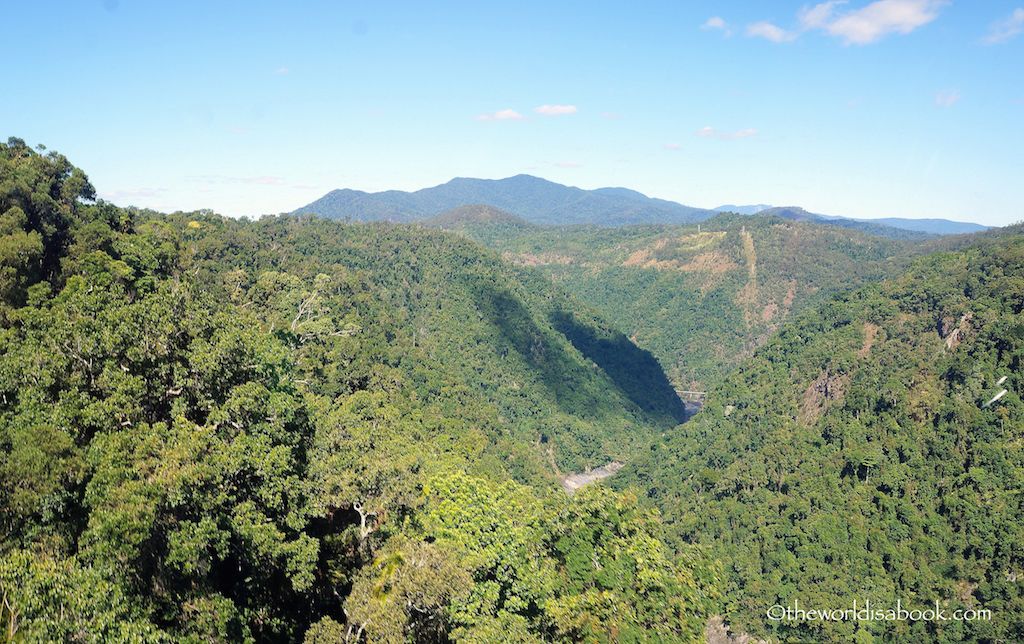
xmin=534 ymin=104 xmax=578 ymax=116
xmin=935 ymin=89 xmax=960 ymax=107
xmin=273 ymin=66 xmax=290 ymax=75
xmin=696 ymin=126 xmax=758 ymax=140
xmin=554 ymin=161 xmax=582 ymax=168
xmin=798 ymin=0 xmax=846 ymax=29
xmin=601 ymin=111 xmax=622 ymax=120
xmin=824 ymin=0 xmax=946 ymax=45
xmin=703 ymin=16 xmax=726 ymax=29
xmin=748 ymin=0 xmax=946 ymax=45
xmin=984 ymin=8 xmax=1024 ymax=44
xmin=702 ymin=16 xmax=732 ymax=35
xmin=746 ymin=21 xmax=797 ymax=42
xmin=476 ymin=109 xmax=525 ymax=121
xmin=663 ymin=143 xmax=682 ymax=150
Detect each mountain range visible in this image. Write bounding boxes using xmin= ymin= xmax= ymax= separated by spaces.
xmin=293 ymin=175 xmax=989 ymax=237
xmin=293 ymin=174 xmax=711 ymax=226
xmin=751 ymin=205 xmax=990 ymax=237
xmin=713 ymin=204 xmax=772 ymax=215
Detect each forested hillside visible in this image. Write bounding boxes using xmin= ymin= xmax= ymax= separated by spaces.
xmin=0 ymin=139 xmax=717 ymax=642
xmin=440 ymin=211 xmax=927 ymax=389
xmin=618 ymin=230 xmax=1024 ymax=642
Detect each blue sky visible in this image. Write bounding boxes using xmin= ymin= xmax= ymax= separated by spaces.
xmin=4 ymin=1 xmax=1023 ymax=224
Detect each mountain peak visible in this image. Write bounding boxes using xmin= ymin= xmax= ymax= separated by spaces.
xmin=293 ymin=175 xmax=712 ymax=226
xmin=292 ymin=179 xmax=988 ymax=236
xmin=713 ymin=204 xmax=773 ymax=215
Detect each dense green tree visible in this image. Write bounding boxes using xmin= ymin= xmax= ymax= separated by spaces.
xmin=619 ymin=233 xmax=1024 ymax=642
xmin=439 ymin=212 xmax=965 ymax=389
xmin=0 ymin=549 xmax=162 ymax=642
xmin=0 ymin=137 xmax=95 ymax=311
xmin=0 ymin=142 xmax=717 ymax=641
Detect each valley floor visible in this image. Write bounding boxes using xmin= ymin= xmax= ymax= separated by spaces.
xmin=560 ymin=461 xmax=624 ymax=493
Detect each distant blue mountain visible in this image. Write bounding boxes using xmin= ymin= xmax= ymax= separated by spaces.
xmin=864 ymin=217 xmax=989 ymax=235
xmin=714 ymin=204 xmax=772 ymax=215
xmin=753 ymin=206 xmax=989 ymax=238
xmin=293 ymin=175 xmax=714 ymax=226
xmin=293 ymin=177 xmax=991 ymax=236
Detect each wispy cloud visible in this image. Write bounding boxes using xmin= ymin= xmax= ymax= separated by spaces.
xmin=935 ymin=89 xmax=960 ymax=107
xmin=190 ymin=175 xmax=287 ymax=186
xmin=746 ymin=0 xmax=946 ymax=45
xmin=250 ymin=176 xmax=286 ymax=186
xmin=601 ymin=111 xmax=623 ymax=120
xmin=696 ymin=126 xmax=758 ymax=140
xmin=702 ymin=16 xmax=732 ymax=36
xmin=554 ymin=161 xmax=582 ymax=168
xmin=826 ymin=0 xmax=946 ymax=44
xmin=534 ymin=104 xmax=578 ymax=116
xmin=799 ymin=1 xmax=846 ymax=29
xmin=476 ymin=108 xmax=525 ymax=121
xmin=747 ymin=21 xmax=797 ymax=42
xmin=663 ymin=143 xmax=682 ymax=150
xmin=273 ymin=66 xmax=290 ymax=75
xmin=983 ymin=8 xmax=1024 ymax=44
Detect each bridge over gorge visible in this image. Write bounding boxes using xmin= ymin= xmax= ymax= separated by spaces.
xmin=675 ymin=389 xmax=707 ymax=418
xmin=675 ymin=390 xmax=707 ymax=402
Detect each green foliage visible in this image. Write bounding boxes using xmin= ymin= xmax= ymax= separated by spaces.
xmin=0 ymin=137 xmax=95 ymax=311
xmin=344 ymin=471 xmax=717 ymax=643
xmin=342 ymin=536 xmax=473 ymax=643
xmin=420 ymin=471 xmax=556 ymax=631
xmin=543 ymin=486 xmax=720 ymax=643
xmin=0 ymin=142 xmax=715 ymax=641
xmin=620 ymin=234 xmax=1024 ymax=642
xmin=0 ymin=549 xmax=162 ymax=642
xmin=450 ymin=214 xmax=932 ymax=388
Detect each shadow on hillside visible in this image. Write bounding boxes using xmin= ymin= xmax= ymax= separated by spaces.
xmin=550 ymin=311 xmax=687 ymax=425
xmin=468 ymin=276 xmax=686 ymax=428
xmin=471 ymin=284 xmax=612 ymax=418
